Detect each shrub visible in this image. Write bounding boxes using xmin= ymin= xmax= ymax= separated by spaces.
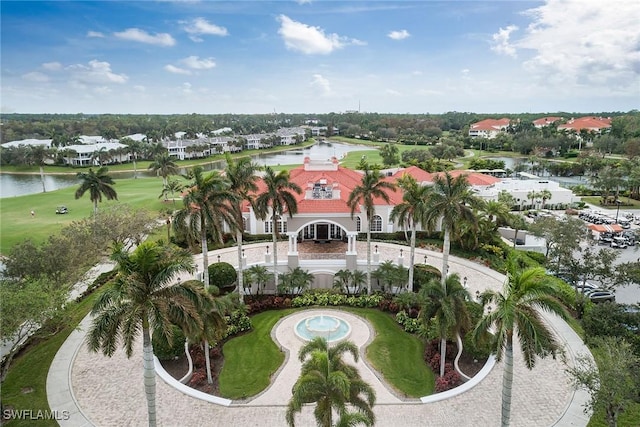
xmin=208 ymin=262 xmax=237 ymax=295
xmin=223 ymin=310 xmax=252 ymax=339
xmin=395 ymin=310 xmax=421 ymax=333
xmin=152 ymin=325 xmax=186 ymax=360
xmin=413 ymin=264 xmax=442 ymax=292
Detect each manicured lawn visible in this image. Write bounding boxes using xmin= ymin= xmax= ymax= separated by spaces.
xmin=219 ymin=307 xmax=434 ymax=400
xmin=219 ymin=309 xmax=295 ymax=399
xmin=1 ymin=292 xmax=99 ymax=427
xmin=344 ymin=307 xmax=435 ymax=397
xmin=0 ymin=177 xmax=178 ymax=254
xmin=581 ymin=196 xmax=640 ymax=208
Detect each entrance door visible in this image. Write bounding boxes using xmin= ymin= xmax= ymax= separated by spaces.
xmin=316 ymin=224 xmax=329 ymax=241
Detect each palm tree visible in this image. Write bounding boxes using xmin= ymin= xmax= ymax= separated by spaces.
xmin=121 ymin=137 xmax=143 ymax=179
xmin=254 ymin=167 xmax=302 ymax=289
xmin=418 ymin=273 xmax=471 ymax=377
xmin=472 ymin=263 xmax=569 ymax=427
xmin=391 ymin=174 xmax=432 ymax=291
xmin=244 ymin=264 xmax=273 ymax=295
xmin=527 ymin=190 xmax=539 ymax=210
xmin=508 ymin=214 xmax=528 ymax=248
xmin=347 ymin=167 xmax=396 ymax=294
xmin=148 ymin=152 xmax=179 ymax=188
xmin=424 ymin=171 xmax=479 ymax=287
xmin=159 ymin=179 xmax=184 ymax=205
xmin=224 ymin=153 xmax=261 ymax=302
xmin=87 ymin=241 xmax=209 ymax=427
xmin=483 ymin=199 xmax=511 ymax=231
xmin=539 ymin=189 xmax=552 ymax=209
xmin=278 ymin=267 xmax=314 ymax=295
xmin=75 ymin=167 xmax=118 ymax=216
xmin=173 ymin=166 xmax=238 ymax=291
xmin=27 ymin=144 xmax=53 ymax=193
xmin=286 ymin=337 xmax=376 ymax=427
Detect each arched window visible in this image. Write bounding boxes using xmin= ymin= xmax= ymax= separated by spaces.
xmin=356 ymin=216 xmax=361 ymax=232
xmin=370 ymin=215 xmax=383 ymax=232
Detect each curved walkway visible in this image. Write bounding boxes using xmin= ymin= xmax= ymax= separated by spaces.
xmin=48 ymin=243 xmax=592 ymax=426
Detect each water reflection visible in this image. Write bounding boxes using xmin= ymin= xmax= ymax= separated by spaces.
xmin=0 ymin=142 xmax=366 ymax=198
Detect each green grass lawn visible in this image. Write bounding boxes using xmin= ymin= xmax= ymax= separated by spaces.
xmin=0 ymin=177 xmax=179 ymax=254
xmin=1 ymin=292 xmax=99 ymax=427
xmin=219 ymin=307 xmax=434 ymax=400
xmin=581 ymin=196 xmax=640 ymax=209
xmin=344 ymin=307 xmax=435 ymax=397
xmin=219 ymin=309 xmax=294 ymax=399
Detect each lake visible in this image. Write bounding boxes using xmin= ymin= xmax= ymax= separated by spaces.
xmin=0 ymin=142 xmax=366 ymax=198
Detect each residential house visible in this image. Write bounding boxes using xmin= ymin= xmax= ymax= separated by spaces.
xmin=468 ymin=118 xmax=511 ymax=139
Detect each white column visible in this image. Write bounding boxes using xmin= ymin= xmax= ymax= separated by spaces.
xmin=287 ymin=232 xmax=298 ymax=255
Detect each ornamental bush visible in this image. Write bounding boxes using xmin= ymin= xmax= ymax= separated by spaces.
xmin=152 ymin=325 xmax=186 ymax=360
xmin=208 ymin=262 xmax=237 ymax=295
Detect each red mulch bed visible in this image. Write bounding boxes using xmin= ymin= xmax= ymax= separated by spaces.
xmin=160 ymin=343 xmax=224 ymax=395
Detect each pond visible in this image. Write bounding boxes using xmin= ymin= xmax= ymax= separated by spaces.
xmin=0 ymin=141 xmax=369 ymax=198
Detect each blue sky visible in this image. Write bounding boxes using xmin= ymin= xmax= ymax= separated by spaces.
xmin=1 ymin=0 xmax=639 ymax=115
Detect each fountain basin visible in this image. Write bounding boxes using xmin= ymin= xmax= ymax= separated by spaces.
xmin=295 ymin=314 xmax=351 ymax=343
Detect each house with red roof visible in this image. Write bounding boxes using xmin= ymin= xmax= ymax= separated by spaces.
xmin=468 ymin=118 xmax=511 ymax=139
xmin=533 ymin=117 xmax=562 ymax=128
xmin=240 ymin=157 xmax=504 ymax=279
xmin=557 ymin=116 xmax=612 ymax=134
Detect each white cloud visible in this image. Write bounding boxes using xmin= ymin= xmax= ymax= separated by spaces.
xmin=182 ymin=82 xmax=193 ymax=94
xmin=388 ymin=29 xmax=410 ymax=40
xmin=181 ymin=17 xmax=228 ymax=42
xmin=22 ymin=72 xmax=49 ymax=82
xmin=277 ymin=15 xmax=363 ymax=55
xmin=42 ymin=62 xmax=62 ymax=71
xmin=133 ymin=85 xmax=146 ymax=92
xmin=516 ymin=0 xmax=640 ymax=88
xmin=164 ymin=64 xmax=192 ymax=75
xmin=94 ymin=86 xmax=112 ymax=95
xmin=181 ymin=56 xmax=216 ymax=70
xmin=87 ymin=30 xmax=105 ymax=38
xmin=66 ymin=60 xmax=128 ymax=84
xmin=490 ymin=25 xmax=518 ymax=57
xmin=386 ymin=89 xmax=401 ymax=95
xmin=296 ymin=0 xmax=313 ymax=4
xmin=310 ymin=74 xmax=332 ymax=95
xmin=412 ymin=70 xmax=423 ymax=76
xmin=114 ymin=28 xmax=176 ymax=47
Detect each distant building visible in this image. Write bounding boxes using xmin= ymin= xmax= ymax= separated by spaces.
xmin=533 ymin=117 xmax=562 ymax=128
xmin=468 ymin=118 xmax=511 ymax=139
xmin=557 ymin=116 xmax=612 ymax=133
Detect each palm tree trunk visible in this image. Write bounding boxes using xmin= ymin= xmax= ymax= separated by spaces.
xmin=142 ymin=323 xmax=157 ymax=427
xmin=93 ymin=200 xmax=99 ymax=217
xmin=501 ymin=335 xmax=514 ymax=427
xmin=204 ymin=340 xmax=213 ymax=384
xmin=201 ymin=225 xmax=210 ymax=290
xmin=366 ymin=228 xmax=372 ymax=294
xmin=441 ymin=228 xmax=451 ymax=288
xmin=408 ymin=226 xmax=416 ymax=291
xmin=39 ymin=165 xmax=46 ymax=193
xmin=454 ymin=333 xmax=471 ymax=381
xmin=272 ymin=213 xmax=279 ymax=293
xmin=237 ymin=229 xmax=244 ymax=302
xmin=133 ymin=158 xmax=138 ymax=179
xmin=439 ymin=337 xmax=446 ymax=377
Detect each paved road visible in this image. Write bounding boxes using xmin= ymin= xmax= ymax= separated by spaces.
xmin=48 ymin=243 xmax=592 ymax=427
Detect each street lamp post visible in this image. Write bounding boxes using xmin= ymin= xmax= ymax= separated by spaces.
xmin=615 ymin=200 xmax=622 ymax=223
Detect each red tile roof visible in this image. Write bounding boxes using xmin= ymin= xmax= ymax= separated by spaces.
xmin=244 ymin=165 xmax=500 ymax=214
xmin=557 ymin=116 xmax=612 ymax=132
xmin=469 ymin=118 xmax=511 ymax=131
xmin=533 ymin=117 xmax=562 ymax=126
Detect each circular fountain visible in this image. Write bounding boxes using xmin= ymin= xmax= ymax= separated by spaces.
xmin=295 ymin=314 xmax=351 ymax=343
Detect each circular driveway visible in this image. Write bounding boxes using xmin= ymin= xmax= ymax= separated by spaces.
xmin=50 ymin=244 xmax=591 ymax=426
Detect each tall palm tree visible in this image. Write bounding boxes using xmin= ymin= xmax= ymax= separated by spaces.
xmin=391 ymin=174 xmax=432 ymax=291
xmin=28 ymin=144 xmax=53 ymax=193
xmin=539 ymin=189 xmax=552 ymax=209
xmin=347 ymin=167 xmax=396 ymax=293
xmin=418 ymin=273 xmax=471 ymax=377
xmin=121 ymin=137 xmax=143 ymax=179
xmin=286 ymin=337 xmax=376 ymax=427
xmin=254 ymin=167 xmax=302 ymax=289
xmin=244 ymin=264 xmax=273 ymax=295
xmin=423 ymin=171 xmax=479 ymax=287
xmin=87 ymin=242 xmax=209 ymax=427
xmin=173 ymin=166 xmax=238 ymax=291
xmin=159 ymin=179 xmax=184 ymax=205
xmin=75 ymin=167 xmax=118 ymax=216
xmin=472 ymin=263 xmax=569 ymax=427
xmin=527 ymin=190 xmax=539 ymax=210
xmin=224 ymin=153 xmax=261 ymax=301
xmin=148 ymin=152 xmax=179 ymax=188
xmin=483 ymin=199 xmax=511 ymax=231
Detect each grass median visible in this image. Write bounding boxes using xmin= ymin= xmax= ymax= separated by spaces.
xmin=219 ymin=307 xmax=434 ymax=400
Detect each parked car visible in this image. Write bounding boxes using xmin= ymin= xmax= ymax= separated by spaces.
xmin=55 ymin=205 xmax=68 ymax=214
xmin=611 ymin=237 xmax=628 ymax=249
xmin=585 ymin=289 xmax=615 ymax=303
